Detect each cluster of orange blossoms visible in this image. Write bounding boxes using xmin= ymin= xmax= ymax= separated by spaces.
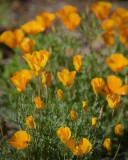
xmin=0 ymin=29 xmax=35 ymax=53
xmin=0 ymin=5 xmax=81 ymax=52
xmin=56 ymin=5 xmax=81 ymax=31
xmin=3 ymin=2 xmax=127 ymax=156
xmin=91 ymin=1 xmax=128 ymax=47
xmin=56 ymin=127 xmax=92 ymax=156
xmin=90 ymin=53 xmax=127 ymax=151
xmin=91 ymin=74 xmax=128 ymax=109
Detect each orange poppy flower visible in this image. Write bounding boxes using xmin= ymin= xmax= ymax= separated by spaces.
xmin=23 ymin=50 xmax=50 ymax=77
xmin=10 ymin=69 xmax=32 ymax=93
xmin=83 ymin=101 xmax=87 ymax=112
xmin=106 ymin=94 xmax=120 ymax=109
xmin=104 ymin=75 xmax=128 ymax=95
xmin=91 ymin=1 xmax=112 ymax=20
xmin=9 ymin=131 xmax=30 ymax=149
xmin=25 ymin=116 xmax=36 ymax=129
xmin=36 ymin=12 xmax=55 ymax=28
xmin=21 ymin=20 xmax=45 ymax=35
xmin=0 ymin=29 xmax=24 ymax=48
xmin=34 ymin=97 xmax=44 ymax=109
xmin=58 ymin=69 xmax=76 ymax=87
xmin=102 ymin=30 xmax=115 ymax=47
xmin=101 ymin=19 xmax=115 ymax=32
xmin=111 ymin=8 xmax=128 ymax=27
xmin=103 ymin=138 xmax=111 ymax=151
xmin=70 ymin=110 xmax=78 ymax=121
xmin=57 ymin=89 xmax=65 ymax=101
xmin=42 ymin=71 xmax=51 ymax=87
xmin=66 ymin=138 xmax=92 ymax=156
xmin=56 ymin=5 xmax=77 ymax=16
xmin=117 ymin=24 xmax=128 ymax=47
xmin=56 ymin=126 xmax=71 ymax=144
xmin=73 ymin=55 xmax=82 ymax=71
xmin=106 ymin=53 xmax=128 ymax=72
xmin=19 ymin=37 xmax=35 ymax=53
xmin=56 ymin=5 xmax=81 ymax=31
xmin=115 ymin=124 xmax=124 ymax=136
xmin=91 ymin=78 xmax=106 ymax=95
xmin=92 ymin=117 xmax=97 ymax=129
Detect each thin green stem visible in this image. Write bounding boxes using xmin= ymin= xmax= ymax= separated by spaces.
xmin=63 ymin=101 xmax=64 ymax=126
xmin=64 ymin=144 xmax=66 ymax=160
xmin=75 ymin=121 xmax=77 ymax=140
xmin=105 ymin=109 xmax=115 ymax=136
xmin=40 ymin=109 xmax=43 ymax=136
xmin=38 ymin=74 xmax=41 ymax=97
xmin=46 ymin=86 xmax=48 ymax=116
xmin=21 ymin=93 xmax=25 ymax=112
xmin=113 ymin=143 xmax=120 ymax=160
xmin=0 ymin=123 xmax=3 ymax=137
xmin=34 ymin=77 xmax=36 ymax=97
xmin=38 ymin=110 xmax=40 ymax=131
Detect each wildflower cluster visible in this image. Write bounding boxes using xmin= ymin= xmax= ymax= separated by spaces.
xmin=0 ymin=1 xmax=128 ymax=160
xmin=91 ymin=1 xmax=128 ymax=48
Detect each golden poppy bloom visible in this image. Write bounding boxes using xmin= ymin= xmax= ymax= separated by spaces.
xmin=117 ymin=24 xmax=128 ymax=48
xmin=25 ymin=116 xmax=36 ymax=129
xmin=58 ymin=69 xmax=76 ymax=87
xmin=56 ymin=5 xmax=81 ymax=31
xmin=10 ymin=69 xmax=32 ymax=93
xmin=111 ymin=8 xmax=128 ymax=27
xmin=73 ymin=55 xmax=82 ymax=71
xmin=106 ymin=94 xmax=120 ymax=109
xmin=19 ymin=37 xmax=35 ymax=53
xmin=70 ymin=110 xmax=78 ymax=121
xmin=106 ymin=53 xmax=128 ymax=72
xmin=83 ymin=101 xmax=87 ymax=112
xmin=57 ymin=5 xmax=77 ymax=16
xmin=0 ymin=29 xmax=24 ymax=48
xmin=9 ymin=131 xmax=30 ymax=149
xmin=115 ymin=124 xmax=124 ymax=136
xmin=66 ymin=138 xmax=92 ymax=156
xmin=92 ymin=117 xmax=97 ymax=129
xmin=101 ymin=19 xmax=115 ymax=32
xmin=103 ymin=138 xmax=111 ymax=151
xmin=56 ymin=126 xmax=71 ymax=144
xmin=23 ymin=50 xmax=50 ymax=76
xmin=102 ymin=30 xmax=115 ymax=48
xmin=57 ymin=89 xmax=65 ymax=101
xmin=91 ymin=1 xmax=112 ymax=20
xmin=21 ymin=20 xmax=45 ymax=35
xmin=36 ymin=12 xmax=55 ymax=28
xmin=34 ymin=97 xmax=44 ymax=109
xmin=91 ymin=78 xmax=106 ymax=95
xmin=42 ymin=71 xmax=51 ymax=87
xmin=104 ymin=75 xmax=128 ymax=95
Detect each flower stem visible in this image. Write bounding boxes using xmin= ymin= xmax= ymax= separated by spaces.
xmin=38 ymin=74 xmax=41 ymax=97
xmin=46 ymin=86 xmax=48 ymax=116
xmin=105 ymin=109 xmax=114 ymax=136
xmin=63 ymin=101 xmax=64 ymax=126
xmin=34 ymin=77 xmax=36 ymax=97
xmin=21 ymin=93 xmax=25 ymax=112
xmin=75 ymin=121 xmax=77 ymax=140
xmin=0 ymin=123 xmax=3 ymax=137
xmin=63 ymin=145 xmax=66 ymax=160
xmin=113 ymin=143 xmax=120 ymax=160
